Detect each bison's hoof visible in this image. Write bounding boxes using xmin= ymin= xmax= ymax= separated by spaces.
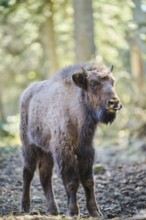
xmin=88 ymin=204 xmax=103 ymax=218
xmin=20 ymin=201 xmax=30 ymax=213
xmin=90 ymin=210 xmax=103 ymax=217
xmin=49 ymin=210 xmax=58 ymax=215
xmin=89 ymin=208 xmax=103 ymax=218
xmin=67 ymin=208 xmax=79 ymax=217
xmin=48 ymin=206 xmax=58 ymax=215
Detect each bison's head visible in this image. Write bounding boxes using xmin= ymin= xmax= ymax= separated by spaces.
xmin=72 ymin=64 xmax=122 ymax=124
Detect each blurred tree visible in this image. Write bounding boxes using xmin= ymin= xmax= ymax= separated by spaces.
xmin=0 ymin=89 xmax=5 ymax=121
xmin=72 ymin=0 xmax=96 ymax=62
xmin=129 ymin=0 xmax=146 ymax=138
xmin=40 ymin=1 xmax=59 ymax=77
xmin=129 ymin=0 xmax=146 ymax=93
xmin=0 ymin=0 xmax=146 ymax=146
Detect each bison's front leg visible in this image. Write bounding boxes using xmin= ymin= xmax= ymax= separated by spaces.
xmin=56 ymin=151 xmax=79 ymax=216
xmin=78 ymin=149 xmax=103 ymax=217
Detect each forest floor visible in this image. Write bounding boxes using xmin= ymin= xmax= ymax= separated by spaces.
xmin=1 ymin=138 xmax=146 ymax=220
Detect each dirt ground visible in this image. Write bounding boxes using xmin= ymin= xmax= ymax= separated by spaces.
xmin=1 ymin=144 xmax=146 ymax=220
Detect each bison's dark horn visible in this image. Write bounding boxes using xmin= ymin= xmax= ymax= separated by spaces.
xmin=82 ymin=67 xmax=88 ymax=76
xmin=110 ymin=65 xmax=114 ymax=72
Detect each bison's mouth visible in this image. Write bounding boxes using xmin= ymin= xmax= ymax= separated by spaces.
xmin=95 ymin=99 xmax=122 ymax=124
xmin=96 ymin=108 xmax=117 ymax=124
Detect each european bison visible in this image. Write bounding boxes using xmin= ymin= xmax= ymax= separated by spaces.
xmin=20 ymin=63 xmax=122 ymax=217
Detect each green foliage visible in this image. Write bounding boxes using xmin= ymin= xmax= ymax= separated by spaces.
xmin=0 ymin=0 xmax=146 ymax=147
xmin=0 ymin=116 xmax=20 ymax=146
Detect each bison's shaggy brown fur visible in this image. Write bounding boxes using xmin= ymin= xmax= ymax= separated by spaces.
xmin=20 ymin=63 xmax=122 ymax=217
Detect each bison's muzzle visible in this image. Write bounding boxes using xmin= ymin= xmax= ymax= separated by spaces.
xmin=106 ymin=97 xmax=122 ymax=112
xmin=96 ymin=97 xmax=122 ymax=124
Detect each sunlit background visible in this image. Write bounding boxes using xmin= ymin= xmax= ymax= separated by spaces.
xmin=0 ymin=0 xmax=146 ymax=162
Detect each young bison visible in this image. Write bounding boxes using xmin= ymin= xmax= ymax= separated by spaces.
xmin=20 ymin=63 xmax=122 ymax=217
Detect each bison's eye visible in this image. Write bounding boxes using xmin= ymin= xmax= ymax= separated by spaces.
xmin=90 ymin=80 xmax=100 ymax=89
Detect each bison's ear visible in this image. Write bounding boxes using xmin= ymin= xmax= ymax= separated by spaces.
xmin=110 ymin=65 xmax=114 ymax=72
xmin=72 ymin=71 xmax=87 ymax=90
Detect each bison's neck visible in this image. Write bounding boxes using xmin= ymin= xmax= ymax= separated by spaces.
xmin=77 ymin=91 xmax=97 ymax=156
xmin=81 ymin=113 xmax=97 ymax=143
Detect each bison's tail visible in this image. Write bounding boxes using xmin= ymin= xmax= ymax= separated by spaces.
xmin=19 ymin=87 xmax=33 ymax=148
xmin=19 ymin=98 xmax=29 ymax=148
xmin=19 ymin=86 xmax=38 ymax=171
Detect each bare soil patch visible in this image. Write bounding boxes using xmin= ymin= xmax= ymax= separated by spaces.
xmin=0 ymin=146 xmax=146 ymax=219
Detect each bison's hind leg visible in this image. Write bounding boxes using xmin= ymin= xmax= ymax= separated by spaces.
xmin=38 ymin=152 xmax=58 ymax=215
xmin=21 ymin=145 xmax=37 ymax=213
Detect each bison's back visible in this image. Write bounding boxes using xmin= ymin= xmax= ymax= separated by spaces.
xmin=20 ymin=80 xmax=54 ymax=148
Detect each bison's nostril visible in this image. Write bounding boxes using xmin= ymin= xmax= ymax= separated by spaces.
xmin=108 ymin=98 xmax=119 ymax=106
xmin=108 ymin=100 xmax=115 ymax=105
xmin=107 ymin=98 xmax=122 ymax=111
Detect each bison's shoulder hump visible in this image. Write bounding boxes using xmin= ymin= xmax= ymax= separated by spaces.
xmin=53 ymin=63 xmax=105 ymax=84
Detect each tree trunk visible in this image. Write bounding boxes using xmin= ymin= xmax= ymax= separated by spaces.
xmin=129 ymin=0 xmax=146 ymax=92
xmin=130 ymin=42 xmax=144 ymax=89
xmin=40 ymin=2 xmax=59 ymax=78
xmin=72 ymin=0 xmax=96 ymax=63
xmin=132 ymin=0 xmax=146 ymax=74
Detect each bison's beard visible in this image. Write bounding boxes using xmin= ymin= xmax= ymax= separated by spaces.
xmin=96 ymin=108 xmax=116 ymax=124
